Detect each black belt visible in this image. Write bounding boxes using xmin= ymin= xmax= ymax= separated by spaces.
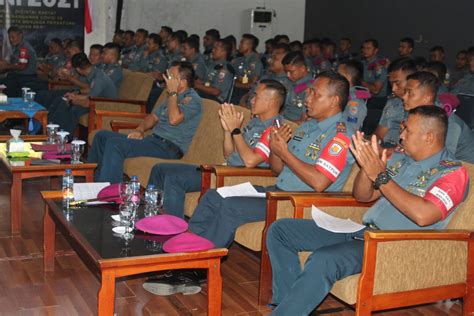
xmin=151 ymin=134 xmax=183 ymax=157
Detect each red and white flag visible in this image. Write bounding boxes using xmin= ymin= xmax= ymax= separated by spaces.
xmin=85 ymin=0 xmax=93 ymax=34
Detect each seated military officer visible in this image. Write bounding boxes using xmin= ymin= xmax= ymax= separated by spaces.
xmin=137 ymin=33 xmax=168 ymax=75
xmin=267 ymin=106 xmax=469 ymax=315
xmin=194 ymin=39 xmax=234 ymax=103
xmin=36 ymin=38 xmax=66 ymax=80
xmin=450 ymin=50 xmax=469 ymax=88
xmin=360 ymin=38 xmax=388 ymax=98
xmin=144 ymin=79 xmax=286 ymax=219
xmin=280 ymin=51 xmax=313 ymax=122
xmin=47 ymin=53 xmax=117 ymax=133
xmin=158 ymin=26 xmax=173 ymax=51
xmin=202 ymin=28 xmax=220 ymax=66
xmin=123 ymin=28 xmax=148 ymax=70
xmin=0 ymin=26 xmax=37 ymax=97
xmin=403 ymin=72 xmax=474 ymax=163
xmin=181 ymin=37 xmax=207 ymax=81
xmin=88 ymin=44 xmax=103 ymax=66
xmin=165 ymin=32 xmax=184 ymax=64
xmin=88 ymin=61 xmax=202 ymax=184
xmin=374 ymin=57 xmax=416 ymax=146
xmin=230 ymin=34 xmax=263 ymax=103
xmin=112 ymin=29 xmax=124 ymax=47
xmin=398 ymin=37 xmax=414 ymax=58
xmin=97 ymin=43 xmax=123 ymax=89
xmin=337 ymin=60 xmax=368 ymax=131
xmin=338 ymin=37 xmax=356 ymax=63
xmin=143 ymin=72 xmax=356 ymax=296
xmin=451 ymin=48 xmax=474 ymax=95
xmin=119 ymin=30 xmax=135 ymax=64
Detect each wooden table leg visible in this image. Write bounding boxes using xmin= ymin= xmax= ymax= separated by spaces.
xmin=43 ymin=204 xmax=56 ymax=271
xmin=10 ymin=173 xmax=22 ymax=235
xmin=207 ymin=259 xmax=222 ymax=316
xmin=85 ymin=169 xmax=94 ymax=182
xmin=40 ymin=112 xmax=47 ymax=134
xmin=98 ymin=269 xmax=116 ymax=316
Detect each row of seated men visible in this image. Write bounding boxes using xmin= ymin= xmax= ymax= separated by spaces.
xmin=1 ymin=25 xmax=474 ymax=135
xmin=1 ymin=25 xmax=473 ymax=314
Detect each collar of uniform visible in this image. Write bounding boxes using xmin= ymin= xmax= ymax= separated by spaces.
xmin=212 ymin=59 xmax=227 ymax=66
xmin=407 ymin=148 xmax=449 ymax=172
xmin=316 ymin=112 xmax=343 ymax=132
xmin=189 ymin=54 xmax=202 ymax=64
xmin=366 ymin=55 xmax=378 ymax=64
xmin=244 ymin=52 xmax=258 ymax=61
xmin=86 ymin=66 xmax=98 ymax=82
xmin=295 ymin=73 xmax=313 ymax=86
xmin=258 ymin=114 xmax=284 ymax=128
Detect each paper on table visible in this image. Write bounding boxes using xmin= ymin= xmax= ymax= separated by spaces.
xmin=73 ymin=182 xmax=110 ymax=204
xmin=311 ymin=205 xmax=366 ymax=233
xmin=216 ymin=182 xmax=266 ymax=198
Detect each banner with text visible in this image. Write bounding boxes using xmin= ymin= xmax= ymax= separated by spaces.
xmin=0 ymin=0 xmax=84 ymax=59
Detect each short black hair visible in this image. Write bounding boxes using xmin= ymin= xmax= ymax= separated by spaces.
xmin=67 ymin=40 xmax=83 ymax=51
xmin=161 ymin=26 xmax=173 ymax=34
xmin=189 ymin=34 xmax=200 ymax=43
xmin=387 ymin=57 xmax=417 ymax=74
xmin=265 ymin=38 xmax=277 ymax=46
xmin=148 ymin=33 xmax=162 ymax=47
xmin=364 ymin=38 xmax=379 ymax=49
xmin=175 ymin=30 xmax=188 ymax=42
xmin=281 ymin=51 xmax=306 ymax=67
xmin=289 ymin=40 xmax=303 ymax=52
xmin=274 ymin=43 xmax=290 ymax=53
xmin=71 ymin=52 xmax=91 ymax=69
xmin=275 ymin=34 xmax=290 ymax=43
xmin=400 ymin=37 xmax=415 ymax=49
xmin=124 ymin=30 xmax=135 ymax=38
xmin=183 ymin=37 xmax=199 ymax=52
xmin=169 ymin=61 xmax=196 ymax=87
xmin=408 ymin=105 xmax=448 ymax=142
xmin=340 ymin=37 xmax=351 ymax=44
xmin=136 ymin=28 xmax=149 ymax=37
xmin=90 ymin=44 xmax=103 ymax=52
xmin=430 ymin=45 xmax=444 ymax=53
xmin=413 ymin=56 xmax=427 ymax=70
xmin=457 ymin=50 xmax=468 ymax=57
xmin=423 ymin=61 xmax=447 ymax=82
xmin=340 ymin=60 xmax=363 ymax=86
xmin=242 ymin=33 xmax=259 ymax=51
xmin=103 ymin=42 xmax=120 ymax=55
xmin=216 ymin=39 xmax=232 ymax=59
xmin=316 ymin=71 xmax=350 ymax=111
xmin=205 ymin=29 xmax=220 ymax=41
xmin=169 ymin=31 xmax=184 ymax=44
xmin=259 ymin=79 xmax=287 ymax=111
xmin=114 ymin=29 xmax=124 ymax=35
xmin=406 ymin=71 xmax=439 ymax=100
xmin=49 ymin=38 xmax=62 ymax=46
xmin=7 ymin=26 xmax=22 ymax=34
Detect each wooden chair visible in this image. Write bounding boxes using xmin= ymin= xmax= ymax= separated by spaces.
xmin=256 ymin=162 xmax=474 ymax=315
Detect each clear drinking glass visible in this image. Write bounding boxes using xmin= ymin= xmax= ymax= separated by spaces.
xmin=46 ymin=123 xmax=59 ymax=144
xmin=119 ymin=203 xmax=135 ymax=242
xmin=26 ymin=91 xmax=36 ymax=108
xmin=56 ymin=130 xmax=69 ymax=154
xmin=70 ymin=139 xmax=85 ymax=164
xmin=21 ymin=87 xmax=30 ymax=102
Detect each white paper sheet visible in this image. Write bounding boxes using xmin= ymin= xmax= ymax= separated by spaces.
xmin=216 ymin=182 xmax=266 ymax=198
xmin=73 ymin=182 xmax=110 ymax=204
xmin=311 ymin=205 xmax=366 ymax=233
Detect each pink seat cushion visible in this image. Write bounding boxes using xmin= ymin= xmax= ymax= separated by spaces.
xmin=97 ymin=183 xmax=123 ymax=203
xmin=163 ymin=232 xmax=215 ymax=253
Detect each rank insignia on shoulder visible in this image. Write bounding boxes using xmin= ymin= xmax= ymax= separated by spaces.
xmin=440 ymin=160 xmax=462 ymax=168
xmin=336 ymin=122 xmax=347 ymax=133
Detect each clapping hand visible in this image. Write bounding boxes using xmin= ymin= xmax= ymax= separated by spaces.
xmin=349 ymin=131 xmax=387 ymax=181
xmin=218 ymin=103 xmax=244 ymax=131
xmin=269 ymin=125 xmax=292 ymax=157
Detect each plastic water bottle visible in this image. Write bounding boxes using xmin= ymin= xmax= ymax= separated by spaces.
xmin=129 ymin=176 xmax=141 ymax=205
xmin=144 ymin=184 xmax=158 ymax=216
xmin=62 ymin=169 xmax=74 ymax=209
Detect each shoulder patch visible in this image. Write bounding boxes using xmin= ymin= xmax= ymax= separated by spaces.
xmin=348 ymin=100 xmax=359 ymax=106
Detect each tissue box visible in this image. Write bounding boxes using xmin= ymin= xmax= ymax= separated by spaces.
xmin=7 ymin=138 xmax=25 ymax=153
xmin=0 ymin=93 xmax=7 ymax=103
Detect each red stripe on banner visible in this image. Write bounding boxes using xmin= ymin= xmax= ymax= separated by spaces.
xmin=85 ymin=0 xmax=92 ymax=34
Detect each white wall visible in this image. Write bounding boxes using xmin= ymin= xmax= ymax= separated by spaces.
xmin=120 ymin=0 xmax=306 ymax=52
xmin=84 ymin=0 xmax=117 ymax=50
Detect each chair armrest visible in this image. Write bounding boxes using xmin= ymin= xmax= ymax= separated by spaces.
xmin=211 ymin=165 xmax=274 ymax=187
xmin=89 ymin=98 xmax=147 ymax=133
xmin=95 ymin=109 xmax=147 ymax=130
xmin=200 ymin=164 xmax=216 ymax=198
xmin=48 ymin=80 xmax=74 ymax=90
xmin=110 ymin=120 xmax=141 ymax=132
xmin=356 ymin=229 xmax=474 ymax=309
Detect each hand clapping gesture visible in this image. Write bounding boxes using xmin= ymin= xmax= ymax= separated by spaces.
xmin=349 ymin=131 xmax=388 ymax=181
xmin=218 ymin=103 xmax=244 ymax=132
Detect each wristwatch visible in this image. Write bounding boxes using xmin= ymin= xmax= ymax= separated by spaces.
xmin=168 ymin=91 xmax=178 ymax=97
xmin=231 ymin=128 xmax=242 ymax=137
xmin=373 ymin=171 xmax=391 ymax=190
